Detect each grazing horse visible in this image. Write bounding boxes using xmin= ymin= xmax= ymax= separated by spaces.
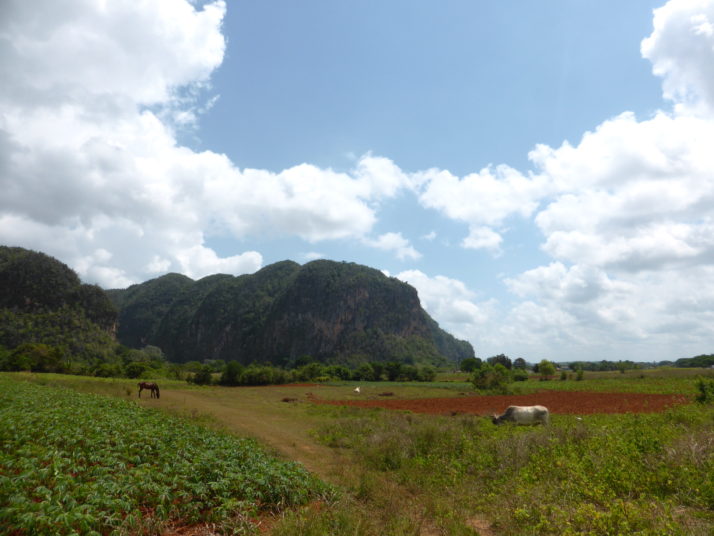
xmin=138 ymin=381 xmax=160 ymax=399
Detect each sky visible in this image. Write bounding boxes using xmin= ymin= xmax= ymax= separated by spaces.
xmin=3 ymin=0 xmax=714 ymax=363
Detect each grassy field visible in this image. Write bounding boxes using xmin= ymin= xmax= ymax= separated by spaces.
xmin=2 ymin=369 xmax=713 ymax=535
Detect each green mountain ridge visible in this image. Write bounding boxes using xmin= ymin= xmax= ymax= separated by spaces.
xmin=108 ymin=259 xmax=475 ymax=366
xmin=0 ymin=246 xmax=474 ymax=369
xmin=0 ymin=246 xmax=119 ymax=369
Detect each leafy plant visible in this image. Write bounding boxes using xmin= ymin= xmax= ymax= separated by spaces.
xmin=695 ymin=377 xmax=714 ymax=403
xmin=0 ymin=377 xmax=333 ymax=534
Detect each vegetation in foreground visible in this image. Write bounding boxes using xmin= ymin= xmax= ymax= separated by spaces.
xmin=269 ymin=373 xmax=714 ymax=535
xmin=0 ymin=377 xmax=333 ymax=535
xmin=291 ymin=401 xmax=714 ymax=535
xmin=4 ymin=370 xmax=714 ymax=536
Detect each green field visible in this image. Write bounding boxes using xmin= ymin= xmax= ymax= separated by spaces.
xmin=0 ymin=377 xmax=332 ymax=535
xmin=2 ymin=370 xmax=713 ymax=535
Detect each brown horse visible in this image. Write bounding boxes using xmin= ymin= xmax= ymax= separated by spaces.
xmin=138 ymin=382 xmax=160 ymax=399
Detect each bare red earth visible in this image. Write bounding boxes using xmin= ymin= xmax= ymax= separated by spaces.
xmin=309 ymin=391 xmax=690 ymax=415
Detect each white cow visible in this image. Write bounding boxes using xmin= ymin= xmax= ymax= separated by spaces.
xmin=492 ymin=405 xmax=549 ymax=425
xmin=354 ymin=386 xmax=361 ymax=394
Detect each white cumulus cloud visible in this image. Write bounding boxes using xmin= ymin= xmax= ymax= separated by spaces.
xmin=396 ymin=269 xmax=491 ymax=343
xmin=364 ymin=232 xmax=421 ymax=261
xmin=0 ymin=0 xmax=416 ymax=287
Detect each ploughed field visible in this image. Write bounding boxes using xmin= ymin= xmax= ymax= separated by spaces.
xmin=309 ymin=390 xmax=690 ymax=415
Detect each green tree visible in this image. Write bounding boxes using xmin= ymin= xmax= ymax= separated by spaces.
xmin=189 ymin=364 xmax=214 ymax=385
xmin=399 ymin=365 xmax=419 ymax=381
xmin=695 ymin=377 xmax=714 ymax=403
xmin=576 ymin=365 xmax=584 ymax=381
xmin=472 ymin=363 xmax=512 ymax=393
xmin=7 ymin=343 xmax=64 ymax=373
xmin=124 ymin=361 xmax=150 ymax=379
xmin=296 ymin=362 xmax=325 ymax=381
xmin=513 ymin=368 xmax=529 ymax=382
xmin=93 ymin=362 xmax=123 ymax=378
xmin=220 ymin=361 xmax=244 ymax=386
xmin=384 ymin=362 xmax=403 ymax=381
xmin=353 ymin=363 xmax=376 ymax=381
xmin=325 ymin=364 xmax=351 ymax=380
xmin=513 ymin=357 xmax=527 ymax=370
xmin=418 ymin=365 xmax=437 ymax=382
xmin=460 ymin=357 xmax=482 ymax=372
xmin=369 ymin=361 xmax=385 ymax=381
xmin=538 ymin=359 xmax=556 ymax=380
xmin=487 ymin=354 xmax=512 ymax=369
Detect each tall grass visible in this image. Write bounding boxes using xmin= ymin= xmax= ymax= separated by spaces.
xmin=307 ymin=404 xmax=714 ymax=535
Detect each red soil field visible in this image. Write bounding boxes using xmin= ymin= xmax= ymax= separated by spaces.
xmin=308 ymin=391 xmax=690 ymax=416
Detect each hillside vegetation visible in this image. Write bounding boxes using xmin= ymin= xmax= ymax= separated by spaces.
xmin=0 ymin=246 xmax=118 ymax=371
xmin=108 ymin=259 xmax=474 ymax=367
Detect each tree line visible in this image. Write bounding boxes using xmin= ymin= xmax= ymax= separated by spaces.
xmin=189 ymin=357 xmax=438 ymax=386
xmin=0 ymin=342 xmax=438 ymax=385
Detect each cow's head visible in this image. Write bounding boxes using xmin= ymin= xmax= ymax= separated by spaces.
xmin=491 ymin=414 xmax=502 ymax=425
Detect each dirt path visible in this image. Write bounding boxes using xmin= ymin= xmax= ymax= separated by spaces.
xmin=143 ymin=386 xmax=351 ymax=482
xmin=144 ymin=385 xmax=498 ymax=535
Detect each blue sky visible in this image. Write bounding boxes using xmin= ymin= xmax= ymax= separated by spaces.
xmin=4 ymin=0 xmax=714 ymax=362
xmin=202 ymin=0 xmax=663 ymax=301
xmin=200 ymin=1 xmax=662 ymax=175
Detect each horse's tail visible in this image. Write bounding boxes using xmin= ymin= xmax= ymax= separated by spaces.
xmin=155 ymin=385 xmax=160 ymax=399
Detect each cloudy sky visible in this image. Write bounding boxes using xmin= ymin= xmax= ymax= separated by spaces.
xmin=3 ymin=0 xmax=714 ymax=362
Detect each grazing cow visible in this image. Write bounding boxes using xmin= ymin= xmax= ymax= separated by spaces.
xmin=354 ymin=386 xmax=361 ymax=394
xmin=492 ymin=405 xmax=549 ymax=425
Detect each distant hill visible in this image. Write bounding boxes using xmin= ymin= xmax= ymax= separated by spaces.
xmin=107 ymin=259 xmax=474 ymax=367
xmin=0 ymin=246 xmax=118 ymax=367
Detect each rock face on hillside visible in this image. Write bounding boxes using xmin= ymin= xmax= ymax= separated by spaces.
xmin=108 ymin=260 xmax=474 ymax=366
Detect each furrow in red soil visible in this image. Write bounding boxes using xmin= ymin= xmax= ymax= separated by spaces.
xmin=309 ymin=391 xmax=690 ymax=415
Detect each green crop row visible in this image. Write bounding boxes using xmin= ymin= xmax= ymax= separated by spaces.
xmin=0 ymin=377 xmax=333 ymax=535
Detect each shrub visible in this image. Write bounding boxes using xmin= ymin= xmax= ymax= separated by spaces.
xmin=3 ymin=342 xmax=65 ymax=373
xmin=576 ymin=366 xmax=584 ymax=381
xmin=296 ymin=362 xmax=326 ymax=381
xmin=93 ymin=362 xmax=123 ymax=378
xmin=124 ymin=360 xmax=150 ymax=379
xmin=472 ymin=363 xmax=512 ymax=393
xmin=325 ymin=364 xmax=351 ymax=380
xmin=219 ymin=360 xmax=243 ymax=386
xmin=352 ymin=363 xmax=376 ymax=381
xmin=695 ymin=377 xmax=714 ymax=403
xmin=460 ymin=357 xmax=482 ymax=372
xmin=189 ymin=364 xmax=214 ymax=385
xmin=512 ymin=368 xmax=529 ymax=382
xmin=418 ymin=365 xmax=437 ymax=382
xmin=538 ymin=359 xmax=556 ymax=380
